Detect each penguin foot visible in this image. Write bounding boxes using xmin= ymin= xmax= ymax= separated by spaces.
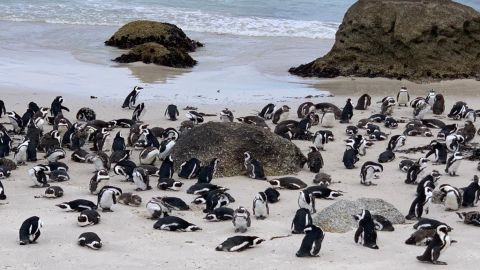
xmin=432 ymin=261 xmax=447 ymax=265
xmin=102 ymin=209 xmax=113 ymax=212
xmin=405 ymin=215 xmax=417 ymax=220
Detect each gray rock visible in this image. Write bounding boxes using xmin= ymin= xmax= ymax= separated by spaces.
xmin=312 ymin=197 xmax=405 ymax=233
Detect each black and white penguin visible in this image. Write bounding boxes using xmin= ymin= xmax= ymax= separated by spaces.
xmin=306 ymin=146 xmax=324 ymax=173
xmin=165 ymin=104 xmax=179 ymax=121
xmin=272 ymin=105 xmax=290 ymax=124
xmin=296 ymin=225 xmax=325 ymax=257
xmin=297 ymin=190 xmax=316 ymax=213
xmin=28 ymin=165 xmax=50 ymax=187
xmin=447 ymin=101 xmax=467 ymax=120
xmin=461 ymin=175 xmax=479 ymax=207
xmin=146 ymin=197 xmax=171 ymax=219
xmin=445 ymin=134 xmax=464 ymax=152
xmin=366 ymin=123 xmax=380 ymax=135
xmin=204 ymin=207 xmax=235 ymax=221
xmin=259 ymin=103 xmax=276 ymax=120
xmin=197 ymin=158 xmax=219 ymax=183
xmin=320 ymin=110 xmax=336 ymax=128
xmin=438 ymin=184 xmax=462 ymax=211
xmin=291 ymin=208 xmax=313 ymax=234
xmin=44 ymin=186 xmax=63 ymax=198
xmin=185 ymin=111 xmax=204 ymax=124
xmin=216 ymin=236 xmax=265 ymax=252
xmin=405 ymin=228 xmax=436 ymax=246
xmin=118 ymin=192 xmax=142 ymax=207
xmin=154 ymin=216 xmax=201 ymax=232
xmin=158 ymin=138 xmax=176 ymax=161
xmin=355 ymin=94 xmax=371 ymax=110
xmin=369 ymin=130 xmax=388 ymax=141
xmin=122 ymin=86 xmax=143 ymax=109
xmin=353 ymin=210 xmax=379 ymax=249
xmin=45 ymin=148 xmax=66 ymax=163
xmin=373 ymin=215 xmax=394 ymax=231
xmin=109 ymin=118 xmax=136 ymax=128
xmin=19 ymin=216 xmax=43 ymax=245
xmin=50 ymin=96 xmax=69 ymax=117
xmin=380 ymin=96 xmax=396 ymax=115
xmin=396 ymin=86 xmax=410 ymax=106
xmin=413 ymin=99 xmax=430 ymax=120
xmin=244 ymin=152 xmax=266 ymax=180
xmin=413 ymin=218 xmax=452 ymax=231
xmin=132 ymin=102 xmax=146 ymax=122
xmin=56 ymin=199 xmax=97 ymax=212
xmin=313 ymin=173 xmax=332 ymax=186
xmin=178 ymin=158 xmax=201 ymax=179
xmin=157 ymin=178 xmax=183 ymax=191
xmin=437 ymin=123 xmax=458 ymax=140
xmin=445 ymin=152 xmax=462 ymax=176
xmin=76 ymin=107 xmax=96 ymax=121
xmin=159 ymin=155 xmax=174 ymax=179
xmin=456 ymin=211 xmax=480 ymax=226
xmin=0 ymin=166 xmax=11 ymax=179
xmin=346 ymin=125 xmax=358 ymax=136
xmin=49 ymin=169 xmax=70 ymax=182
xmin=387 ymin=135 xmax=406 ymax=151
xmin=77 ymin=210 xmax=101 ymax=227
xmin=384 ymin=116 xmax=398 ymax=129
xmin=220 ymin=108 xmax=234 ymax=122
xmin=425 ymin=89 xmax=436 ymax=106
xmin=139 ymin=147 xmax=159 ymax=165
xmin=313 ymin=130 xmax=334 ymax=150
xmin=158 ymin=197 xmax=190 ymax=211
xmin=97 ymin=186 xmax=122 ymax=212
xmin=78 ymin=232 xmax=102 ymax=250
xmin=7 ymin=111 xmax=24 ymax=133
xmin=264 ymin=187 xmax=280 ymax=203
xmin=132 ymin=167 xmax=152 ymax=191
xmin=111 ymin=131 xmax=126 ymax=152
xmin=399 ymin=159 xmax=415 ymax=172
xmin=405 ymin=158 xmax=429 ymax=184
xmin=0 ymin=100 xmax=5 ymax=118
xmin=406 ymin=186 xmax=433 ymax=220
xmin=297 ymin=102 xmax=315 ymax=118
xmin=340 ymin=98 xmax=353 ymax=123
xmin=459 ymin=120 xmax=476 ymax=143
xmin=432 ymin=94 xmax=445 ymax=115
xmin=0 ymin=180 xmax=6 ymax=200
xmin=343 ymin=146 xmax=359 ymax=169
xmin=360 ymin=161 xmax=383 ymax=186
xmin=204 ymin=190 xmax=234 ymax=213
xmin=421 ymin=119 xmax=446 ymax=129
xmin=89 ymin=169 xmax=110 ymax=194
xmin=14 ymin=139 xmax=29 ymax=165
xmin=186 ymin=182 xmax=226 ymax=195
xmin=425 ymin=140 xmax=447 ymax=164
xmin=233 ymin=206 xmax=251 ymax=233
xmin=368 ymin=114 xmax=386 ymax=123
xmin=137 ymin=165 xmax=160 ymax=177
xmin=269 ymin=177 xmax=307 ymax=190
xmin=416 ymin=225 xmax=451 ymax=265
xmin=89 ymin=152 xmax=111 ymax=172
xmin=113 ymin=160 xmax=136 ymax=181
xmin=252 ymin=192 xmax=269 ymax=219
xmin=304 ymin=186 xmax=343 ymax=200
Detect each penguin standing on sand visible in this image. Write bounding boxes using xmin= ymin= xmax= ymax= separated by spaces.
xmin=425 ymin=141 xmax=448 ymax=164
xmin=97 ymin=186 xmax=122 ymax=212
xmin=111 ymin=132 xmax=126 ymax=152
xmin=387 ymin=135 xmax=406 ymax=151
xmin=432 ymin=94 xmax=445 ymax=115
xmin=19 ymin=216 xmax=43 ymax=245
xmin=298 ymin=190 xmax=316 ymax=213
xmin=165 ymin=104 xmax=179 ymax=121
xmin=360 ymin=161 xmax=383 ymax=186
xmin=233 ymin=206 xmax=251 ymax=233
xmin=50 ymin=96 xmax=69 ymax=117
xmin=220 ymin=108 xmax=234 ymax=122
xmin=291 ymin=208 xmax=313 ymax=234
xmin=272 ymin=105 xmax=290 ymax=124
xmin=353 ymin=210 xmax=379 ymax=249
xmin=340 ymin=99 xmax=353 ymax=123
xmin=259 ymin=103 xmax=275 ymax=120
xmin=406 ymin=186 xmax=433 ymax=220
xmin=132 ymin=103 xmax=146 ymax=122
xmin=252 ymin=192 xmax=269 ymax=219
xmin=307 ymin=146 xmax=324 ymax=173
xmin=198 ymin=158 xmax=219 ymax=183
xmin=355 ymin=94 xmax=371 ymax=110
xmin=178 ymin=158 xmax=201 ymax=179
xmin=425 ymin=89 xmax=436 ymax=107
xmin=405 ymin=158 xmax=428 ymax=184
xmin=14 ymin=139 xmax=29 ymax=165
xmin=296 ymin=225 xmax=325 ymax=257
xmin=132 ymin=167 xmax=152 ymax=191
xmin=159 ymin=155 xmax=174 ymax=179
xmin=438 ymin=184 xmax=461 ymax=211
xmin=416 ymin=225 xmax=451 ymax=265
xmin=445 ymin=152 xmax=462 ymax=176
xmin=297 ymin=102 xmax=315 ymax=118
xmin=396 ymin=87 xmax=410 ymax=106
xmin=244 ymin=152 xmax=266 ymax=180
xmin=321 ymin=110 xmax=336 ymax=128
xmin=343 ymin=146 xmax=359 ymax=169
xmin=313 ymin=130 xmax=333 ymax=150
xmin=7 ymin=111 xmax=24 ymax=133
xmin=122 ymin=86 xmax=143 ymax=109
xmin=461 ymin=175 xmax=479 ymax=207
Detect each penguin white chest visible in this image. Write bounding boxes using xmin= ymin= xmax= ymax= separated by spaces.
xmin=254 ymin=200 xmax=268 ymax=217
xmin=397 ymin=92 xmax=409 ymax=105
xmin=321 ymin=113 xmax=335 ymax=128
xmin=444 ymin=193 xmax=459 ymax=210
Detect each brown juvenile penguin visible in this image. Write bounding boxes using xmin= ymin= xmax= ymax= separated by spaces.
xmin=432 ymin=94 xmax=445 ymax=115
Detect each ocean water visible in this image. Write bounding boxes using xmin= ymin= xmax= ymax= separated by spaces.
xmin=1 ymin=0 xmax=478 ymax=39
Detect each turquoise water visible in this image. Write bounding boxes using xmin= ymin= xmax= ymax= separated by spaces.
xmin=1 ymin=0 xmax=478 ymax=38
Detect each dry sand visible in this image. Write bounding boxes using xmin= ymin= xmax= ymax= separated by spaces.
xmin=0 ymin=81 xmax=479 ymax=270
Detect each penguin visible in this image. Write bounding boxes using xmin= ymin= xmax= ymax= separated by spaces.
xmin=236 ymin=116 xmax=269 ymax=129
xmin=97 ymin=186 xmax=122 ymax=212
xmin=14 ymin=139 xmax=29 ymax=165
xmin=258 ymin=103 xmax=275 ymax=120
xmin=109 ymin=118 xmax=136 ymax=128
xmin=157 ymin=178 xmax=183 ymax=191
xmin=360 ymin=161 xmax=383 ymax=186
xmin=186 ymin=182 xmax=226 ymax=195
xmin=132 ymin=103 xmax=145 ymax=122
xmin=368 ymin=114 xmax=386 ymax=123
xmin=49 ymin=169 xmax=70 ymax=182
xmin=45 ymin=148 xmax=66 ymax=163
xmin=425 ymin=89 xmax=436 ymax=106
xmin=343 ymin=146 xmax=359 ymax=169
xmin=28 ymin=165 xmax=50 ymax=187
xmin=405 ymin=228 xmax=436 ymax=246
xmin=405 ymin=158 xmax=428 ymax=184
xmin=461 ymin=175 xmax=479 ymax=207
xmin=421 ymin=119 xmax=446 ymax=129
xmin=380 ymin=97 xmax=396 ymax=115
xmin=432 ymin=94 xmax=445 ymax=115
xmin=425 ymin=141 xmax=448 ymax=164
xmin=0 ymin=179 xmax=6 ymax=200
xmin=413 ymin=100 xmax=430 ymax=119
xmin=158 ymin=138 xmax=176 ymax=161
xmin=146 ymin=197 xmax=171 ymax=219
xmin=353 ymin=210 xmax=379 ymax=249
xmin=369 ymin=130 xmax=388 ymax=141
xmin=50 ymin=96 xmax=69 ymax=117
xmin=178 ymin=158 xmax=201 ymax=179
xmin=304 ymin=186 xmax=343 ymax=200
xmin=269 ymin=177 xmax=307 ymax=190
xmin=19 ymin=216 xmax=42 ymax=245
xmin=88 ymin=152 xmax=111 ymax=172
xmin=158 ymin=197 xmax=190 ymax=211
xmin=462 ymin=108 xmax=476 ymax=122
xmin=306 ymin=146 xmax=323 ymax=173
xmin=132 ymin=167 xmax=152 ymax=191
xmin=220 ymin=108 xmax=234 ymax=122
xmin=76 ymin=107 xmax=96 ymax=121
xmin=113 ymin=160 xmax=136 ymax=181
xmin=297 ymin=190 xmax=316 ymax=213
xmin=355 ymin=94 xmax=371 ymax=110
xmin=233 ymin=206 xmax=251 ymax=233
xmin=445 ymin=134 xmax=464 ymax=152
xmin=416 ymin=225 xmax=451 ymax=265
xmin=0 ymin=166 xmax=11 ymax=179
xmin=413 ymin=218 xmax=451 ymax=232
xmin=7 ymin=111 xmax=24 ymax=133
xmin=139 ymin=147 xmax=159 ymax=165
xmin=244 ymin=152 xmax=266 ymax=180
xmin=297 ymin=102 xmax=315 ymax=118
xmin=77 ymin=210 xmax=101 ymax=227
xmin=197 ymin=158 xmax=219 ymax=184
xmin=264 ymin=187 xmax=280 ymax=203
xmin=459 ymin=120 xmax=476 ymax=143
xmin=296 ymin=225 xmax=325 ymax=257
xmin=387 ymin=135 xmax=406 ymax=151
xmin=313 ymin=130 xmax=333 ymax=150
xmin=384 ymin=116 xmax=398 ymax=129
xmin=185 ymin=111 xmax=204 ymax=124
xmin=340 ymin=98 xmax=353 ymax=123
xmin=437 ymin=123 xmax=458 ymax=140
xmin=320 ymin=110 xmax=335 ymax=128
xmin=456 ymin=211 xmax=480 ymax=226
xmin=165 ymin=104 xmax=179 ymax=121
xmin=122 ymin=86 xmax=143 ymax=109
xmin=78 ymin=232 xmax=102 ymax=250
xmin=153 ymin=216 xmax=201 ymax=232
xmin=44 ymin=186 xmax=63 ymax=198
xmin=204 ymin=190 xmax=234 ymax=213
xmin=215 ymin=236 xmax=265 ymax=252
xmin=396 ymin=86 xmax=410 ymax=106
xmin=399 ymin=159 xmax=415 ymax=172
xmin=272 ymin=105 xmax=290 ymax=124
xmin=313 ymin=173 xmax=332 ymax=186
xmin=346 ymin=125 xmax=358 ymax=136
xmin=406 ymin=186 xmax=433 ymax=220
xmin=447 ymin=101 xmax=467 ymax=120
xmin=438 ymin=184 xmax=461 ymax=211
xmin=291 ymin=208 xmax=313 ymax=234
xmin=118 ymin=192 xmax=142 ymax=207
xmin=56 ymin=199 xmax=97 ymax=212
xmin=111 ymin=131 xmax=126 ymax=152
xmin=158 ymin=155 xmax=174 ymax=179
xmin=204 ymin=207 xmax=235 ymax=221
xmin=89 ymin=169 xmax=110 ymax=194
xmin=252 ymin=192 xmax=269 ymax=219
xmin=0 ymin=99 xmax=5 ymax=117
xmin=445 ymin=152 xmax=462 ymax=176
xmin=366 ymin=123 xmax=380 ymax=135
xmin=372 ymin=215 xmax=394 ymax=231
xmin=137 ymin=165 xmax=160 ymax=176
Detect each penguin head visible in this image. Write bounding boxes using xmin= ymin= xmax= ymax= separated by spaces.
xmin=309 ymin=146 xmax=318 ymax=153
xmin=268 ymin=180 xmax=280 ymax=188
xmin=472 ymin=175 xmax=479 ymax=183
xmin=210 ymin=158 xmax=219 ymax=168
xmin=186 ymin=225 xmax=202 ymax=232
xmin=204 ymin=213 xmax=218 ymax=221
xmin=56 ymin=203 xmax=72 ymax=211
xmin=437 ymin=224 xmax=449 ymax=235
xmin=244 ymin=152 xmax=252 ymax=161
xmin=134 ymin=86 xmax=143 ymax=91
xmin=192 ymin=197 xmax=207 ymax=205
xmin=88 ymin=241 xmax=102 ymax=250
xmin=252 ymin=237 xmax=265 ymax=246
xmin=281 ymin=105 xmax=290 ymax=111
xmin=6 ymin=111 xmax=16 ymax=119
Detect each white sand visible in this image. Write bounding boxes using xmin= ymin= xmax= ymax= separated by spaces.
xmin=1 ymin=84 xmax=479 ymax=270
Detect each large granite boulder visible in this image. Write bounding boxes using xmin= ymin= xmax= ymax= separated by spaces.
xmin=313 ymin=198 xmax=405 ymax=233
xmin=290 ymin=0 xmax=480 ymax=81
xmin=105 ymin=20 xmax=202 ymax=51
xmin=171 ymin=122 xmax=307 ymax=177
xmin=113 ymin=43 xmax=197 ymax=68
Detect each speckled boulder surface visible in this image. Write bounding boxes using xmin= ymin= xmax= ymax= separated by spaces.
xmin=313 ymin=198 xmax=405 ymax=233
xmin=171 ymin=122 xmax=307 ymax=177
